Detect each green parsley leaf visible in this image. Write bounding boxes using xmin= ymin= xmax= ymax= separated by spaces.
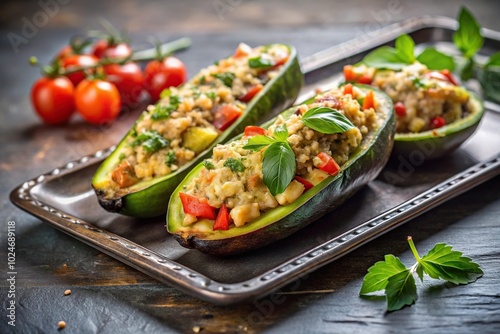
xmin=302 ymin=107 xmax=355 ymax=134
xmin=416 ymin=47 xmax=456 ymax=71
xmin=242 ymin=135 xmax=275 ymax=151
xmin=385 ymin=269 xmax=418 ymax=311
xmin=206 ymin=91 xmax=217 ymax=100
xmin=418 ymin=243 xmax=484 ymax=284
xmin=248 ymin=55 xmax=274 ymax=69
xmin=485 ymin=52 xmax=500 ymax=68
xmin=273 ymin=124 xmax=289 ymax=142
xmin=262 ymin=142 xmax=296 ymax=196
xmin=118 ymin=153 xmax=126 ymax=161
xmin=159 ymin=88 xmax=172 ymax=99
xmin=212 ymin=72 xmax=235 ymax=87
xmin=165 ymin=151 xmax=177 ymax=166
xmin=151 ymin=105 xmax=174 ymax=120
xmin=224 ymin=158 xmax=246 ymax=173
xmin=395 ymin=34 xmax=416 ymax=63
xmin=360 ymin=254 xmax=408 ymax=295
xmin=203 ymin=160 xmax=215 ymax=170
xmin=362 ymin=46 xmax=409 ymax=70
xmin=412 ymin=77 xmax=429 ymax=89
xmin=131 ymin=131 xmax=170 ymax=153
xmin=453 ymin=7 xmax=484 ymax=58
xmin=198 ymin=75 xmax=206 ymax=84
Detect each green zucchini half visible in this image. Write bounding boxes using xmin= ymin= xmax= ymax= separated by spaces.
xmin=167 ymin=85 xmax=395 ymax=255
xmin=92 ymin=44 xmax=303 ymax=217
xmin=392 ymin=92 xmax=484 ymax=160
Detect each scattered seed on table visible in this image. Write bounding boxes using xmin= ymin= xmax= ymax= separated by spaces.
xmin=64 ymin=289 xmax=71 ymax=296
xmin=58 ymin=321 xmax=66 ymax=329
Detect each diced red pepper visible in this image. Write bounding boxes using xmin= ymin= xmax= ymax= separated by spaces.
xmin=362 ymin=90 xmax=375 ymax=110
xmin=343 ymin=83 xmax=353 ymax=96
xmin=213 ymin=105 xmax=243 ymax=131
xmin=394 ymin=101 xmax=406 ymax=117
xmin=244 ymin=125 xmax=267 ymax=137
xmin=294 ymin=176 xmax=314 ymax=192
xmin=234 ymin=43 xmax=252 ymax=58
xmin=213 ymin=204 xmax=230 ymax=231
xmin=179 ymin=193 xmax=216 ymax=220
xmin=357 ymin=74 xmax=373 ymax=84
xmin=343 ymin=65 xmax=356 ymax=81
xmin=430 ymin=116 xmax=446 ymax=129
xmin=439 ymin=69 xmax=459 ymax=86
xmin=238 ymin=84 xmax=263 ymax=102
xmin=316 ymin=152 xmax=340 ymax=176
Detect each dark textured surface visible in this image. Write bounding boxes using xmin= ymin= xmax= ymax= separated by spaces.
xmin=1 ymin=0 xmax=500 ymax=333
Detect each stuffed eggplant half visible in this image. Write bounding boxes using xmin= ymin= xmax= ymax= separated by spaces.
xmin=167 ymin=85 xmax=395 ymax=255
xmin=92 ymin=43 xmax=303 ymax=217
xmin=344 ymin=63 xmax=484 ymax=159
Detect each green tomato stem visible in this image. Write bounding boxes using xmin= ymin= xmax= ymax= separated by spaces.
xmin=407 ymin=236 xmax=421 ymax=262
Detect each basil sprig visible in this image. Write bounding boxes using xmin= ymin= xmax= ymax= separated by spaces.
xmin=362 ymin=34 xmax=455 ymax=71
xmin=248 ymin=55 xmax=274 ymax=69
xmin=301 ymin=107 xmax=355 ymax=134
xmin=243 ymin=124 xmax=295 ymax=196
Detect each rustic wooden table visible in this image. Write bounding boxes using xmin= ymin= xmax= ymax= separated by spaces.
xmin=1 ymin=1 xmax=499 ymax=333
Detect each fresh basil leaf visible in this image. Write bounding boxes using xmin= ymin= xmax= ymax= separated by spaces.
xmin=419 ymin=243 xmax=484 ymax=284
xmin=302 ymin=107 xmax=355 ymax=134
xmin=395 ymin=34 xmax=415 ymax=63
xmin=385 ymin=269 xmax=418 ymax=311
xmin=224 ymin=157 xmax=246 ymax=173
xmin=203 ymin=160 xmax=215 ymax=170
xmin=165 ymin=151 xmax=177 ymax=166
xmin=485 ymin=52 xmax=500 ymax=68
xmin=360 ymin=254 xmax=408 ymax=295
xmin=273 ymin=124 xmax=289 ymax=142
xmin=362 ymin=46 xmax=409 ymax=70
xmin=243 ymin=135 xmax=275 ymax=151
xmin=262 ymin=142 xmax=296 ymax=196
xmin=416 ymin=47 xmax=456 ymax=71
xmin=453 ymin=7 xmax=484 ymax=58
xmin=248 ymin=55 xmax=274 ymax=69
xmin=412 ymin=77 xmax=429 ymax=89
xmin=131 ymin=131 xmax=170 ymax=153
xmin=212 ymin=72 xmax=235 ymax=87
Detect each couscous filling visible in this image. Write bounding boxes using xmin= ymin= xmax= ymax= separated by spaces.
xmin=109 ymin=43 xmax=290 ymax=194
xmin=179 ymin=86 xmax=380 ymax=229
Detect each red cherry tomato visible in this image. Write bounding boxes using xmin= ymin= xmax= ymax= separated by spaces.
xmin=104 ymin=62 xmax=144 ymax=106
xmin=294 ymin=176 xmax=314 ymax=192
xmin=430 ymin=116 xmax=446 ymax=129
xmin=316 ymin=152 xmax=340 ymax=176
xmin=244 ymin=125 xmax=267 ymax=137
xmin=357 ymin=74 xmax=373 ymax=84
xmin=144 ymin=56 xmax=187 ymax=102
xmin=394 ymin=101 xmax=406 ymax=117
xmin=238 ymin=84 xmax=263 ymax=102
xmin=61 ymin=54 xmax=99 ymax=86
xmin=92 ymin=40 xmax=132 ymax=60
xmin=30 ymin=76 xmax=75 ymax=125
xmin=179 ymin=193 xmax=216 ymax=220
xmin=213 ymin=204 xmax=230 ymax=231
xmin=75 ymin=79 xmax=121 ymax=125
xmin=213 ymin=105 xmax=242 ymax=131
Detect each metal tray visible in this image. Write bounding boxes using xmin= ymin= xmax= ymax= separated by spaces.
xmin=10 ymin=16 xmax=500 ymax=305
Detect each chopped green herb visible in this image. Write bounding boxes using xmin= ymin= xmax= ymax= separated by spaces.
xmin=198 ymin=75 xmax=206 ymax=84
xmin=160 ymin=88 xmax=172 ymax=99
xmin=206 ymin=91 xmax=217 ymax=100
xmin=214 ymin=60 xmax=219 ymax=65
xmin=118 ymin=153 xmax=126 ymax=161
xmin=224 ymin=158 xmax=246 ymax=173
xmin=131 ymin=131 xmax=170 ymax=153
xmin=203 ymin=160 xmax=215 ymax=170
xmin=169 ymin=95 xmax=181 ymax=108
xmin=151 ymin=105 xmax=174 ymax=120
xmin=360 ymin=236 xmax=483 ymax=312
xmin=248 ymin=55 xmax=274 ymax=69
xmin=165 ymin=151 xmax=177 ymax=166
xmin=212 ymin=72 xmax=235 ymax=87
xmin=412 ymin=77 xmax=429 ymax=89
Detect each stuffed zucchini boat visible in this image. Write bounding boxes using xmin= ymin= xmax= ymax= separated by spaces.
xmin=344 ymin=63 xmax=484 ymax=159
xmin=92 ymin=43 xmax=303 ymax=217
xmin=167 ymin=85 xmax=395 ymax=255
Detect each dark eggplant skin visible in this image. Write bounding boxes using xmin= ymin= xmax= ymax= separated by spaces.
xmin=167 ymin=85 xmax=395 ymax=255
xmin=92 ymin=44 xmax=304 ymax=218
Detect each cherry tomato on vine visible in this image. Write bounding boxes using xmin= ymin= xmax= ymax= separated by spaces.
xmin=104 ymin=62 xmax=144 ymax=106
xmin=75 ymin=79 xmax=121 ymax=125
xmin=61 ymin=54 xmax=99 ymax=86
xmin=30 ymin=76 xmax=75 ymax=125
xmin=143 ymin=56 xmax=187 ymax=102
xmin=92 ymin=40 xmax=132 ymax=60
